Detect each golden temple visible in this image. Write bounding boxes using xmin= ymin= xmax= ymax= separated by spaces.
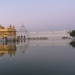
xmin=0 ymin=24 xmax=16 ymax=40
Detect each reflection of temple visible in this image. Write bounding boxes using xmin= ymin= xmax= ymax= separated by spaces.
xmin=0 ymin=42 xmax=16 ymax=58
xmin=16 ymin=40 xmax=28 ymax=54
xmin=16 ymin=39 xmax=72 ymax=51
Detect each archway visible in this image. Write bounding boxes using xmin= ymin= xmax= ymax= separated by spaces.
xmin=5 ymin=37 xmax=7 ymax=42
xmin=24 ymin=36 xmax=25 ymax=39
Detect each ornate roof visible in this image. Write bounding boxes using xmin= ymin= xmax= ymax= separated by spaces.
xmin=18 ymin=24 xmax=28 ymax=33
xmin=0 ymin=24 xmax=4 ymax=29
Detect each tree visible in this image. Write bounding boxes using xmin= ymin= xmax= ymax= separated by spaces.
xmin=70 ymin=30 xmax=75 ymax=37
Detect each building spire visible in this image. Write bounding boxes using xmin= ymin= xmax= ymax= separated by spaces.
xmin=21 ymin=23 xmax=25 ymax=28
xmin=22 ymin=23 xmax=23 ymax=25
xmin=18 ymin=23 xmax=28 ymax=33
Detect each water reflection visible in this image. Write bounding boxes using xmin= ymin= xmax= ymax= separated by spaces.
xmin=16 ymin=39 xmax=71 ymax=47
xmin=69 ymin=41 xmax=75 ymax=48
xmin=16 ymin=39 xmax=72 ymax=53
xmin=16 ymin=40 xmax=28 ymax=54
xmin=0 ymin=39 xmax=75 ymax=75
xmin=0 ymin=39 xmax=73 ymax=57
xmin=0 ymin=42 xmax=16 ymax=57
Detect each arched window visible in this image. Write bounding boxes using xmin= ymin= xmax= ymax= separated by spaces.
xmin=3 ymin=37 xmax=4 ymax=39
xmin=24 ymin=36 xmax=25 ymax=38
xmin=21 ymin=36 xmax=23 ymax=38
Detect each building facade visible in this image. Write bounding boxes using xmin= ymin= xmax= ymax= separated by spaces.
xmin=0 ymin=25 xmax=16 ymax=41
xmin=16 ymin=25 xmax=71 ymax=40
xmin=16 ymin=24 xmax=28 ymax=39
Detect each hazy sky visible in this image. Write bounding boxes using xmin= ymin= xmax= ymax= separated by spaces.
xmin=0 ymin=0 xmax=75 ymax=31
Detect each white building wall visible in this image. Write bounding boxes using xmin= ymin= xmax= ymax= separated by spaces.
xmin=17 ymin=25 xmax=71 ymax=39
xmin=27 ymin=30 xmax=70 ymax=39
xmin=7 ymin=36 xmax=14 ymax=39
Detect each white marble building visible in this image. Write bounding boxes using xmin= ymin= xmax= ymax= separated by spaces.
xmin=16 ymin=24 xmax=71 ymax=39
xmin=16 ymin=25 xmax=28 ymax=39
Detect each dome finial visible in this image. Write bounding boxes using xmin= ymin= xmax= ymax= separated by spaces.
xmin=9 ymin=24 xmax=12 ymax=27
xmin=13 ymin=26 xmax=15 ymax=28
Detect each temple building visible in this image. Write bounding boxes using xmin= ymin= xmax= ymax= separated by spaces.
xmin=16 ymin=24 xmax=71 ymax=40
xmin=0 ymin=25 xmax=16 ymax=41
xmin=16 ymin=24 xmax=28 ymax=39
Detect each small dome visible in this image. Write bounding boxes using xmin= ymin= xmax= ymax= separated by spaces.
xmin=0 ymin=24 xmax=1 ymax=26
xmin=9 ymin=24 xmax=12 ymax=27
xmin=13 ymin=26 xmax=15 ymax=28
xmin=0 ymin=24 xmax=3 ymax=27
xmin=0 ymin=25 xmax=4 ymax=29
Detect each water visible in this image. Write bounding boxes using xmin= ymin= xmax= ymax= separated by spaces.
xmin=0 ymin=40 xmax=75 ymax=75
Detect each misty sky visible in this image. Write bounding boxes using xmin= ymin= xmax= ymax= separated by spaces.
xmin=0 ymin=0 xmax=75 ymax=31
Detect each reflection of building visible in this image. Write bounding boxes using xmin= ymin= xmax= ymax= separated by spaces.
xmin=0 ymin=25 xmax=16 ymax=40
xmin=27 ymin=40 xmax=71 ymax=47
xmin=16 ymin=39 xmax=72 ymax=51
xmin=0 ymin=42 xmax=16 ymax=57
xmin=16 ymin=40 xmax=28 ymax=54
xmin=16 ymin=24 xmax=71 ymax=39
